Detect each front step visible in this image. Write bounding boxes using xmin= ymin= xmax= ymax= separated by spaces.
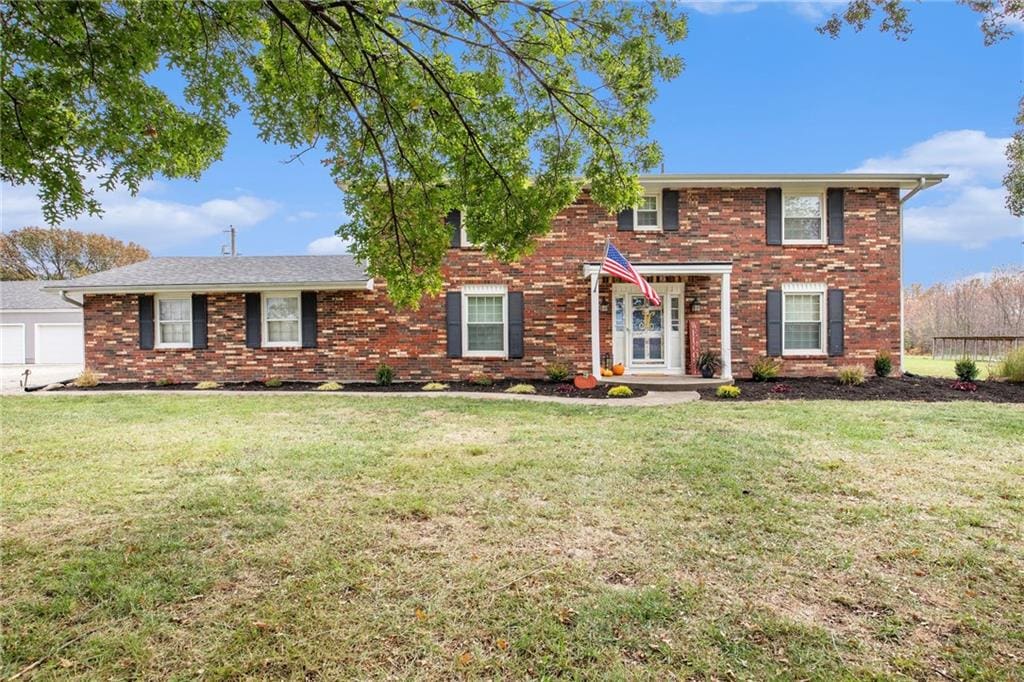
xmin=599 ymin=375 xmax=733 ymax=392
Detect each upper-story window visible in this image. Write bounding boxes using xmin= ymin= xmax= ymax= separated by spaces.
xmin=459 ymin=210 xmax=476 ymax=248
xmin=156 ymin=294 xmax=192 ymax=349
xmin=782 ymin=192 xmax=825 ymax=244
xmin=634 ymin=195 xmax=660 ymax=231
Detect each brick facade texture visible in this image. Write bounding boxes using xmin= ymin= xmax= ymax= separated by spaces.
xmin=83 ymin=187 xmax=902 ymax=382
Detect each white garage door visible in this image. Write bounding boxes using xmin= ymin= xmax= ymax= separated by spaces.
xmin=35 ymin=323 xmax=84 ymax=364
xmin=1 ymin=324 xmax=26 ymax=364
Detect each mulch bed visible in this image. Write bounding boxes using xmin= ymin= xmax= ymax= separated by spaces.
xmin=53 ymin=378 xmax=649 ymax=400
xmin=697 ymin=374 xmax=1023 ymax=403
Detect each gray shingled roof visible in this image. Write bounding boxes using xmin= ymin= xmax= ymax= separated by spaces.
xmin=1 ymin=280 xmax=79 ymax=310
xmin=48 ymin=256 xmax=370 ymax=292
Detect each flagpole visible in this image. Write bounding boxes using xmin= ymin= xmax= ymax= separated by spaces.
xmin=594 ymin=237 xmax=610 ymax=293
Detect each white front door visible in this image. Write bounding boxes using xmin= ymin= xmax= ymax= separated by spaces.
xmin=612 ymin=283 xmax=683 ymax=373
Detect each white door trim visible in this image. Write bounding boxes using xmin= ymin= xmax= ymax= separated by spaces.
xmin=612 ymin=283 xmax=684 ymax=374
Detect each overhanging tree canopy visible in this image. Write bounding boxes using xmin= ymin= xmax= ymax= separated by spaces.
xmin=1 ymin=0 xmax=686 ymax=306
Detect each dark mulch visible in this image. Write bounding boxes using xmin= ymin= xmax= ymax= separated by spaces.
xmin=697 ymin=374 xmax=1023 ymax=403
xmin=54 ymin=378 xmax=648 ymax=400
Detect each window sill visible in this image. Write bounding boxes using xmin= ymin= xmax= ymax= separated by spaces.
xmin=781 ymin=352 xmax=827 ymax=359
xmin=260 ymin=345 xmax=304 ymax=351
xmin=154 ymin=345 xmax=193 ymax=351
xmin=780 ymin=242 xmax=828 ymax=248
xmin=461 ymin=354 xmax=508 ymax=360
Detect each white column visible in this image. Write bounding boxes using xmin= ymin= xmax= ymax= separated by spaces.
xmin=590 ymin=272 xmax=601 ymax=377
xmin=720 ymin=272 xmax=732 ymax=379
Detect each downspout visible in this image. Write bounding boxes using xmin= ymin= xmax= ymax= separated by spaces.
xmin=60 ymin=290 xmax=83 ymax=308
xmin=897 ymin=178 xmax=927 ymax=374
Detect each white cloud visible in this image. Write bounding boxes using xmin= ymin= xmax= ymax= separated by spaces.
xmin=681 ymin=2 xmax=758 ymax=15
xmin=307 ymin=235 xmax=350 ymax=255
xmin=286 ymin=210 xmax=320 ymax=223
xmin=1 ymin=179 xmax=278 ymax=250
xmin=849 ymin=129 xmax=1021 ymax=248
xmin=787 ymin=2 xmax=844 ymax=22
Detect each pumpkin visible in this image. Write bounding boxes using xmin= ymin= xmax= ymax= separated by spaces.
xmin=600 ymin=368 xmax=613 ymax=377
xmin=611 ymin=363 xmax=626 ymax=376
xmin=574 ymin=374 xmax=599 ymax=390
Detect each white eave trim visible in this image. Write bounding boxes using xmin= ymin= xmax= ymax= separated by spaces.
xmin=582 ymin=173 xmax=947 ymax=191
xmin=583 ymin=262 xmax=733 ymax=277
xmin=0 ymin=308 xmax=81 ymax=314
xmin=46 ymin=279 xmax=374 ymax=295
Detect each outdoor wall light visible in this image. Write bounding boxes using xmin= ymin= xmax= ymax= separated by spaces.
xmin=687 ymin=297 xmax=700 ymax=313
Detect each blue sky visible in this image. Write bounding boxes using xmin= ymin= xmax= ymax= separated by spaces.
xmin=2 ymin=0 xmax=1021 ymax=285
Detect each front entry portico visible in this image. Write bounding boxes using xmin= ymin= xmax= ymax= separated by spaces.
xmin=584 ymin=261 xmax=733 ymax=380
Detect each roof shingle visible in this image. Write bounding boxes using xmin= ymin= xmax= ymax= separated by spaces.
xmin=1 ymin=280 xmax=79 ymax=310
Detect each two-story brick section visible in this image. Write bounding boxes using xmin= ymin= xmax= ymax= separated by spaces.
xmin=51 ymin=173 xmax=945 ymax=383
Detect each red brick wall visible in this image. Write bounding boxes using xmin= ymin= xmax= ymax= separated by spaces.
xmin=84 ymin=187 xmax=901 ymax=382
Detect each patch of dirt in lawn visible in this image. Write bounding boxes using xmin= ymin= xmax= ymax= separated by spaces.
xmin=698 ymin=375 xmax=1023 ymax=403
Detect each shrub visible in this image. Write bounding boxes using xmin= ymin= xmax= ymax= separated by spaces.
xmin=607 ymin=385 xmax=633 ymax=398
xmin=992 ymin=348 xmax=1024 ymax=383
xmin=874 ymin=350 xmax=893 ymax=377
xmin=194 ymin=381 xmax=219 ymax=390
xmin=315 ymin=381 xmax=342 ymax=391
xmin=716 ymin=385 xmax=741 ymax=399
xmin=467 ymin=372 xmax=492 ymax=386
xmin=422 ymin=382 xmax=448 ymax=391
xmin=554 ymin=383 xmax=576 ymax=394
xmin=505 ymin=383 xmax=537 ymax=394
xmin=769 ymin=383 xmax=790 ymax=394
xmin=545 ymin=362 xmax=571 ymax=382
xmin=954 ymin=357 xmax=979 ymax=382
xmin=951 ymin=380 xmax=977 ymax=392
xmin=696 ymin=350 xmax=720 ymax=374
xmin=264 ymin=377 xmax=283 ymax=388
xmin=836 ymin=365 xmax=866 ymax=386
xmin=72 ymin=369 xmax=99 ymax=388
xmin=376 ymin=363 xmax=394 ymax=386
xmin=750 ymin=356 xmax=782 ymax=381
xmin=153 ymin=378 xmax=175 ymax=387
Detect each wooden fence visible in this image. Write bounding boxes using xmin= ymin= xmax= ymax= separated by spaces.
xmin=932 ymin=336 xmax=1024 ymax=361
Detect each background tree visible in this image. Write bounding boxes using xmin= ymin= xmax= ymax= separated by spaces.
xmin=817 ymin=0 xmax=1023 ymax=216
xmin=0 ymin=227 xmax=149 ymax=280
xmin=1 ymin=1 xmax=686 ymax=306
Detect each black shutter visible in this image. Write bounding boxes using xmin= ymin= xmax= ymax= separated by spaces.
xmin=446 ymin=291 xmax=462 ymax=358
xmin=245 ymin=293 xmax=261 ymax=349
xmin=616 ymin=208 xmax=633 ymax=231
xmin=827 ymin=289 xmax=845 ymax=356
xmin=191 ymin=294 xmax=208 ymax=350
xmin=138 ymin=295 xmax=154 ymax=350
xmin=508 ymin=291 xmax=524 ymax=359
xmin=447 ymin=209 xmax=462 ymax=248
xmin=662 ymin=189 xmax=679 ymax=232
xmin=766 ymin=289 xmax=782 ymax=357
xmin=765 ymin=188 xmax=782 ymax=245
xmin=301 ymin=291 xmax=317 ymax=348
xmin=827 ymin=188 xmax=845 ymax=245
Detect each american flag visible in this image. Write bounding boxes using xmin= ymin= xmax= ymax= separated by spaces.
xmin=601 ymin=242 xmax=661 ymax=307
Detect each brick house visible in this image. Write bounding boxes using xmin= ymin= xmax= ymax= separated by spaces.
xmin=51 ymin=173 xmax=945 ymax=383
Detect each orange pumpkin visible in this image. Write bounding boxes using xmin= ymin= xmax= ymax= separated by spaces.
xmin=574 ymin=374 xmax=599 ymax=390
xmin=611 ymin=363 xmax=626 ymax=376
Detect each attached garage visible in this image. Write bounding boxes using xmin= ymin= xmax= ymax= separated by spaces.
xmin=0 ymin=324 xmax=26 ymax=364
xmin=35 ymin=323 xmax=85 ymax=365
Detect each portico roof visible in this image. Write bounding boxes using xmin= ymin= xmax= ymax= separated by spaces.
xmin=582 ymin=261 xmax=733 ymax=278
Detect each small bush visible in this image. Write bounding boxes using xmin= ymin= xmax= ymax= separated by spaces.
xmin=993 ymin=347 xmax=1024 ymax=383
xmin=264 ymin=377 xmax=283 ymax=388
xmin=153 ymin=378 xmax=175 ymax=387
xmin=770 ymin=383 xmax=790 ymax=394
xmin=315 ymin=381 xmax=342 ymax=391
xmin=194 ymin=381 xmax=219 ymax=390
xmin=954 ymin=357 xmax=979 ymax=382
xmin=554 ymin=383 xmax=576 ymax=394
xmin=422 ymin=382 xmax=448 ymax=391
xmin=505 ymin=383 xmax=536 ymax=394
xmin=607 ymin=385 xmax=633 ymax=398
xmin=716 ymin=385 xmax=741 ymax=399
xmin=72 ymin=369 xmax=99 ymax=388
xmin=375 ymin=363 xmax=394 ymax=386
xmin=750 ymin=356 xmax=782 ymax=381
xmin=951 ymin=380 xmax=977 ymax=392
xmin=874 ymin=350 xmax=893 ymax=377
xmin=467 ymin=372 xmax=492 ymax=386
xmin=836 ymin=365 xmax=866 ymax=386
xmin=546 ymin=362 xmax=571 ymax=382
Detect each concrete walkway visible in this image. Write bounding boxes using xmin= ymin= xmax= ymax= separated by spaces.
xmin=18 ymin=387 xmax=702 ymax=407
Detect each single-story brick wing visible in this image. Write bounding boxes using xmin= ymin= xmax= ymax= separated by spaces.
xmin=50 ymin=173 xmax=946 ymax=383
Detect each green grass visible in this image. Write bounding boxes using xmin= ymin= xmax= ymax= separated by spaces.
xmin=903 ymin=355 xmax=998 ymax=379
xmin=2 ymin=395 xmax=1023 ymax=679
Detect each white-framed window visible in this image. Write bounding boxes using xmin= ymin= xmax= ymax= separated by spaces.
xmin=782 ymin=191 xmax=825 ymax=244
xmin=459 ymin=210 xmax=477 ymax=248
xmin=462 ymin=284 xmax=507 ymax=357
xmin=782 ymin=283 xmax=826 ymax=355
xmin=263 ymin=291 xmax=301 ymax=347
xmin=634 ymin=195 xmax=660 ymax=231
xmin=155 ymin=294 xmax=192 ymax=349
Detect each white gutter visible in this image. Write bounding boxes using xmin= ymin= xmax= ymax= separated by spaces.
xmin=59 ymin=290 xmax=84 ymax=308
xmin=582 ymin=262 xmax=733 ymax=277
xmin=46 ymin=280 xmax=374 ymax=296
xmin=899 ymin=177 xmax=929 ymax=205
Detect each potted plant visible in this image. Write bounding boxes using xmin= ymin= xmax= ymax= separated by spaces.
xmin=696 ymin=350 xmax=720 ymax=379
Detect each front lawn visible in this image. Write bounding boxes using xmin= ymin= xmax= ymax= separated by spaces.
xmin=2 ymin=395 xmax=1022 ymax=679
xmin=903 ymin=355 xmax=997 ymax=379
